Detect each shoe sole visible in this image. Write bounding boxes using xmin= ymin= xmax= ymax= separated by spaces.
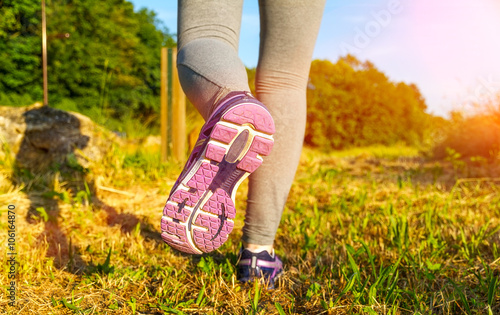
xmin=161 ymin=103 xmax=275 ymax=254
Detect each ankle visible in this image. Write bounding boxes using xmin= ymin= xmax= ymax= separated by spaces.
xmin=242 ymin=241 xmax=274 ymax=255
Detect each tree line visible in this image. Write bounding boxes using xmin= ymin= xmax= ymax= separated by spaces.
xmin=1 ymin=0 xmax=432 ymax=149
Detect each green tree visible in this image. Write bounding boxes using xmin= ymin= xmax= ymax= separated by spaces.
xmin=0 ymin=0 xmax=175 ymax=131
xmin=0 ymin=0 xmax=43 ymax=100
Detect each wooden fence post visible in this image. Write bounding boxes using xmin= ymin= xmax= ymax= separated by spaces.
xmin=161 ymin=47 xmax=186 ymax=163
xmin=160 ymin=47 xmax=167 ymax=162
xmin=42 ymin=0 xmax=48 ymax=106
xmin=171 ymin=48 xmax=186 ymax=163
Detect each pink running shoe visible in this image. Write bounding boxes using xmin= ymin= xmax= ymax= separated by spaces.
xmin=161 ymin=91 xmax=275 ymax=254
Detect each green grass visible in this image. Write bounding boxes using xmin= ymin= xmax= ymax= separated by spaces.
xmin=0 ymin=143 xmax=499 ymax=314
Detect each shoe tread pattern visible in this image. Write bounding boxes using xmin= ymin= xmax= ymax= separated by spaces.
xmin=161 ymin=102 xmax=275 ymax=254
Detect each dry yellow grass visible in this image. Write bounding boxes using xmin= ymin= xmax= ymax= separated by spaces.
xmin=0 ymin=142 xmax=499 ymax=314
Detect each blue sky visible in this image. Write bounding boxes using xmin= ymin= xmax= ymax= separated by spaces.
xmin=129 ymin=0 xmax=500 ymax=117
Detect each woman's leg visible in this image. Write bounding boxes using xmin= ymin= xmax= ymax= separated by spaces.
xmin=163 ymin=0 xmax=277 ymax=254
xmin=242 ymin=0 xmax=326 ymax=247
xmin=177 ymin=0 xmax=249 ymax=120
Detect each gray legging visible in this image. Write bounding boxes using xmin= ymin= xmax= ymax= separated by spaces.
xmin=177 ymin=0 xmax=326 ymax=245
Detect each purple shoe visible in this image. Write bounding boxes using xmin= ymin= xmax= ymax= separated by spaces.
xmin=237 ymin=248 xmax=283 ymax=289
xmin=161 ymin=91 xmax=275 ymax=254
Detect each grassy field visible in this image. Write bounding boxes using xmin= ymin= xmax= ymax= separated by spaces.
xmin=0 ymin=142 xmax=499 ymax=314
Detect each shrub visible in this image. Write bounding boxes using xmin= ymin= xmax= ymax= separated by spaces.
xmin=433 ymin=99 xmax=500 ymax=161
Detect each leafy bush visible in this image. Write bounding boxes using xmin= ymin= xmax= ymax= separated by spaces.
xmin=0 ymin=92 xmax=35 ymax=106
xmin=433 ymin=101 xmax=500 ymax=161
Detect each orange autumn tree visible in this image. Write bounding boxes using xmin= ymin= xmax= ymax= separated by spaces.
xmin=306 ymin=55 xmax=429 ymax=150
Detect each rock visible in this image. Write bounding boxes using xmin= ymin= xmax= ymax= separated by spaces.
xmin=0 ymin=103 xmax=117 ymax=170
